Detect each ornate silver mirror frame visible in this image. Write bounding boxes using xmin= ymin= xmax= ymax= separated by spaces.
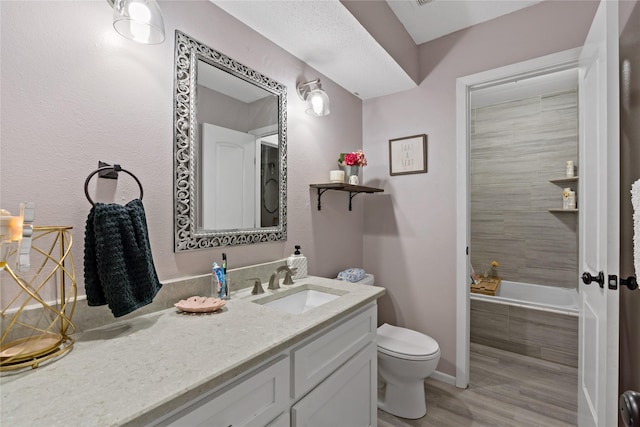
xmin=173 ymin=30 xmax=287 ymax=251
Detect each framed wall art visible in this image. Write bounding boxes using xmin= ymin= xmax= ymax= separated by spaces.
xmin=389 ymin=134 xmax=427 ymax=176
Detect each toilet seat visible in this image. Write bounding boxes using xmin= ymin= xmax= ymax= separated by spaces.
xmin=377 ymin=323 xmax=440 ymax=361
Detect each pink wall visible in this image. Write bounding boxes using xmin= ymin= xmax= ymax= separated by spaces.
xmin=362 ymin=0 xmax=599 ymax=376
xmin=0 ymin=1 xmax=364 ymax=292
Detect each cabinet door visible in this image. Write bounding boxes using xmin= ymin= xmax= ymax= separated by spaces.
xmin=156 ymin=355 xmax=289 ymax=427
xmin=292 ymin=304 xmax=376 ymax=399
xmin=266 ymin=412 xmax=290 ymax=427
xmin=292 ymin=342 xmax=376 ymax=427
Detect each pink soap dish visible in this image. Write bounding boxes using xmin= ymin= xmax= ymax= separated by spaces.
xmin=175 ymin=296 xmax=226 ymax=313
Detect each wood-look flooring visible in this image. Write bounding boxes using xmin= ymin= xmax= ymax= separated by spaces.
xmin=378 ymin=342 xmax=578 ymax=427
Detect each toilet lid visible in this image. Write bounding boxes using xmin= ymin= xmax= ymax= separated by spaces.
xmin=377 ymin=323 xmax=439 ymax=359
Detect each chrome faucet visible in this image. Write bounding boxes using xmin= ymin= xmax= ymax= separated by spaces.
xmin=268 ymin=265 xmax=296 ymax=290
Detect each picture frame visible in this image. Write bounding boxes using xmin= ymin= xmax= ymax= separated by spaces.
xmin=389 ymin=134 xmax=428 ymax=176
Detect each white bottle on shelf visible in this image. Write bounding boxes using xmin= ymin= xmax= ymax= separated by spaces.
xmin=562 ymin=188 xmax=571 ymax=209
xmin=566 ymin=160 xmax=574 ymax=177
xmin=568 ymin=190 xmax=576 ymax=209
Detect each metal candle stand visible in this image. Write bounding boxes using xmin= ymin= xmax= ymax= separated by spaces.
xmin=0 ymin=226 xmax=77 ymax=371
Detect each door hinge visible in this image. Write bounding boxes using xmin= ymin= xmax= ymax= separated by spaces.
xmin=608 ymin=274 xmax=618 ymax=290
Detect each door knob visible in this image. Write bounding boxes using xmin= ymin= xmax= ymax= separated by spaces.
xmin=622 ymin=276 xmax=638 ymax=290
xmin=620 ymin=390 xmax=640 ymax=427
xmin=582 ymin=271 xmax=605 ymax=287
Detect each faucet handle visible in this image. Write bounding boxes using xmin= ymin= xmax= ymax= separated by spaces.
xmin=249 ymin=278 xmax=264 ymax=295
xmin=283 ymin=268 xmax=296 ymax=285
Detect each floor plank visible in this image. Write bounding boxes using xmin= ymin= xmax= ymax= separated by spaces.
xmin=378 ymin=342 xmax=577 ymax=427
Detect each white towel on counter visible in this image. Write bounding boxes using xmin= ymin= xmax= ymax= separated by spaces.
xmin=632 ymin=179 xmax=640 ymax=277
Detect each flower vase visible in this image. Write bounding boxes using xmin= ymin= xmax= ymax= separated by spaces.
xmin=340 ymin=165 xmax=360 ymax=183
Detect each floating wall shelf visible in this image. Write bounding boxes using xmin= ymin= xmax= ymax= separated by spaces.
xmin=548 ymin=208 xmax=578 ymax=213
xmin=309 ymin=183 xmax=384 ymax=211
xmin=549 ymin=176 xmax=579 ymax=184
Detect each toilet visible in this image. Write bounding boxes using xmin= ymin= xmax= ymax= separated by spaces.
xmin=341 ymin=273 xmax=441 ymax=419
xmin=377 ymin=322 xmax=441 ymax=419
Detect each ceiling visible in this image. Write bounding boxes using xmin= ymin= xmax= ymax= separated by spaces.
xmin=386 ymin=0 xmax=543 ymax=45
xmin=212 ymin=0 xmax=544 ymax=100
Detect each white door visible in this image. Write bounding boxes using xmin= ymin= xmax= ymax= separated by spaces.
xmin=201 ymin=124 xmax=256 ymax=230
xmin=577 ymin=1 xmax=620 ymax=426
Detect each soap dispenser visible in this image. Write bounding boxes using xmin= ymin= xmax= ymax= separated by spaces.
xmin=287 ymin=245 xmax=307 ymax=280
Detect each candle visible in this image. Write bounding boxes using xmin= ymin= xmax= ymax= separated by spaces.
xmin=9 ymin=216 xmax=23 ymax=241
xmin=330 ymin=170 xmax=345 ymax=183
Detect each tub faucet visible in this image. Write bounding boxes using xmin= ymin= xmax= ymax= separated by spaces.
xmin=268 ymin=265 xmax=296 ymax=290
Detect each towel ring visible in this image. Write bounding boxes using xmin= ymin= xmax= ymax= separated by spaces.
xmin=84 ymin=165 xmax=144 ymax=206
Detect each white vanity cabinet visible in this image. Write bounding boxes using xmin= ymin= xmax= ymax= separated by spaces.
xmin=154 ymin=355 xmax=290 ymax=427
xmin=291 ymin=303 xmax=377 ymax=400
xmin=152 ymin=303 xmax=377 ymax=427
xmin=266 ymin=413 xmax=290 ymax=427
xmin=291 ymin=342 xmax=376 ymax=427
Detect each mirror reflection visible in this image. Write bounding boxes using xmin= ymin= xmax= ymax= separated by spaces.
xmin=197 ymin=60 xmax=280 ymax=230
xmin=174 ymin=31 xmax=287 ymax=251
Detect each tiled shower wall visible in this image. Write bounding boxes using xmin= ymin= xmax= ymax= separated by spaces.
xmin=470 ymin=299 xmax=578 ymax=366
xmin=470 ymin=90 xmax=578 ymax=289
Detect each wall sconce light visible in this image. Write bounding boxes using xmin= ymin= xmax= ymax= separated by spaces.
xmin=297 ymin=79 xmax=330 ymax=117
xmin=107 ymin=0 xmax=165 ymax=45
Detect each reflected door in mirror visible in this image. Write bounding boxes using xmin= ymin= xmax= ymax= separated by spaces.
xmin=201 ymin=124 xmax=255 ymax=230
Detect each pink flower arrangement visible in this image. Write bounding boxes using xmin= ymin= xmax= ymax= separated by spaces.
xmin=338 ymin=150 xmax=367 ymax=167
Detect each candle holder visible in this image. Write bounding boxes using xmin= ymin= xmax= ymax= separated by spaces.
xmin=1 ymin=226 xmax=77 ymax=371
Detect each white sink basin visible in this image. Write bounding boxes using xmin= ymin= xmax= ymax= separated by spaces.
xmin=257 ymin=288 xmax=341 ymax=314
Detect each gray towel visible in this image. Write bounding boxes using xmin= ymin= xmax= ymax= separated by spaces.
xmin=84 ymin=199 xmax=162 ymax=317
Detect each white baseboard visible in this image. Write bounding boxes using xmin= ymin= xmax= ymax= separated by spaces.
xmin=430 ymin=370 xmax=456 ymax=386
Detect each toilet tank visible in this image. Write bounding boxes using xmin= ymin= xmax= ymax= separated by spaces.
xmin=358 ymin=274 xmax=375 ymax=286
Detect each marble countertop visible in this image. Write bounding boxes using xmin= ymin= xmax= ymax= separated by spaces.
xmin=0 ymin=276 xmax=384 ymax=426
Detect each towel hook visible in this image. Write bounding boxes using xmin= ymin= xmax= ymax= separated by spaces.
xmin=84 ymin=163 xmax=144 ymax=206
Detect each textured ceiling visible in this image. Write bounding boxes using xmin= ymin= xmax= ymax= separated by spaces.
xmin=212 ymin=0 xmax=543 ymax=100
xmin=213 ymin=0 xmax=416 ymax=100
xmin=387 ymin=0 xmax=543 ymax=45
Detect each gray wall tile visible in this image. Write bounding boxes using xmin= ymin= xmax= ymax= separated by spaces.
xmin=470 ymin=89 xmax=578 ymax=289
xmin=470 ymin=300 xmax=578 ymax=367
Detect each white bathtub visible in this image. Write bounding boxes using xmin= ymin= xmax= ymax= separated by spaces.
xmin=470 ymin=280 xmax=579 ymax=316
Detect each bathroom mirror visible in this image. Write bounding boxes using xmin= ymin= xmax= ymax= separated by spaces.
xmin=174 ymin=30 xmax=287 ymax=251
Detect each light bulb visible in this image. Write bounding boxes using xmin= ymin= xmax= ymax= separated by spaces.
xmin=310 ymin=93 xmax=324 ymax=116
xmin=111 ymin=0 xmax=165 ymax=45
xmin=127 ymin=2 xmax=151 ymax=22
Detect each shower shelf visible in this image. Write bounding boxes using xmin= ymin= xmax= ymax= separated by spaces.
xmin=549 ymin=176 xmax=579 ymax=184
xmin=549 ymin=176 xmax=579 ymax=212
